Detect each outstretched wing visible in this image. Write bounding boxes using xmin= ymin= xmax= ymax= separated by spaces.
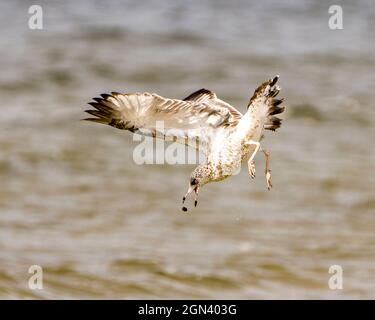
xmin=84 ymin=90 xmax=242 ymax=153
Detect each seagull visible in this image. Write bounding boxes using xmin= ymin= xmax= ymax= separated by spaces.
xmin=84 ymin=76 xmax=285 ymax=211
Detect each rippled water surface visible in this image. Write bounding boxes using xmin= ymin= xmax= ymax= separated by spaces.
xmin=0 ymin=0 xmax=374 ymax=299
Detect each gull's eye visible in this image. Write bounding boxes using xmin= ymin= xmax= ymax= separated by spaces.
xmin=190 ymin=178 xmax=198 ymax=186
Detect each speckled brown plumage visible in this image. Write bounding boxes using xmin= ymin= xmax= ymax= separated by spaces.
xmin=84 ymin=76 xmax=285 ymax=211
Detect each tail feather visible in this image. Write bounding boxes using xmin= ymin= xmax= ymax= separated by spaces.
xmin=248 ymin=75 xmax=285 ymax=131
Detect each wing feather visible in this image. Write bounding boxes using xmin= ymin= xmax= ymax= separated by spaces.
xmin=84 ymin=90 xmax=242 ymax=153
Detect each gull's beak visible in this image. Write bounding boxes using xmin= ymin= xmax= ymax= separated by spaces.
xmin=187 ymin=185 xmax=195 ymax=194
xmin=182 ymin=185 xmax=199 ymax=212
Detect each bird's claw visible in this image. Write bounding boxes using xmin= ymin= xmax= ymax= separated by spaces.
xmin=248 ymin=160 xmax=256 ymax=178
xmin=266 ymin=170 xmax=272 ymax=190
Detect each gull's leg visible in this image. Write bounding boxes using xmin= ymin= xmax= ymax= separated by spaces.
xmin=246 ymin=140 xmax=261 ymax=162
xmin=261 ymin=149 xmax=272 ymax=190
xmin=246 ymin=140 xmax=260 ymax=178
xmin=245 ymin=140 xmax=260 ymax=179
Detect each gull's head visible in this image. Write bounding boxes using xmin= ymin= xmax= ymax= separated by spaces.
xmin=190 ymin=166 xmax=211 ymax=189
xmin=182 ymin=165 xmax=212 ymax=211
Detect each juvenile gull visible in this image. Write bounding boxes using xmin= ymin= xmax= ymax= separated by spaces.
xmin=84 ymin=76 xmax=285 ymax=211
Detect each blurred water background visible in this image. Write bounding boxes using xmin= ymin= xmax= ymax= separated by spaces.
xmin=0 ymin=0 xmax=374 ymax=299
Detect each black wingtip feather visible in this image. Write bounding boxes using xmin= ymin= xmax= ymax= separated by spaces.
xmin=269 ymin=106 xmax=285 ymax=116
xmin=82 ymin=118 xmax=108 ymax=124
xmin=270 ymin=75 xmax=279 ymax=87
xmin=100 ymin=93 xmax=111 ymax=99
xmin=85 ymin=109 xmax=107 ymax=119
